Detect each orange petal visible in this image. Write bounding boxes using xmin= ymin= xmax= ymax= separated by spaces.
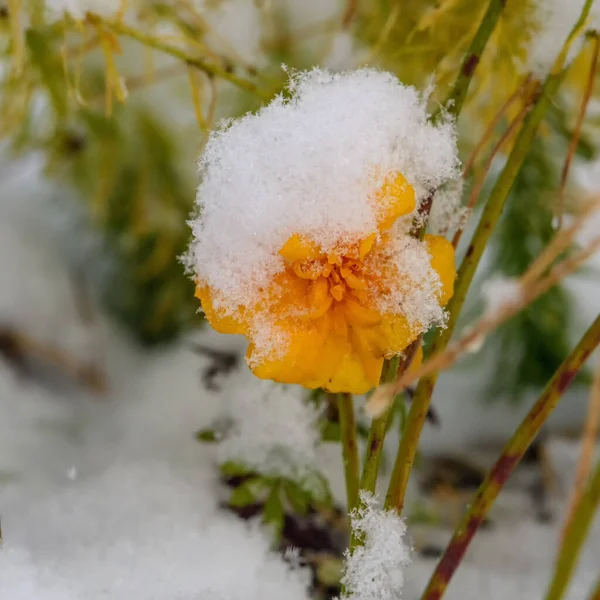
xmin=340 ymin=267 xmax=367 ymax=290
xmin=195 ymin=284 xmax=246 ymax=335
xmin=376 ymin=172 xmax=416 ymax=230
xmin=344 ymin=297 xmax=381 ymax=327
xmin=279 ymin=234 xmax=322 ymax=262
xmin=376 ymin=312 xmax=419 ymax=356
xmin=249 ymin=316 xmax=343 ymax=389
xmin=424 ymin=234 xmax=456 ymax=306
xmin=303 ymin=277 xmax=333 ymax=320
xmin=359 ymin=233 xmax=376 ymax=259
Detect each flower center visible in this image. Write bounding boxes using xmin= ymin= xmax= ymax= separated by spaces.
xmin=279 ymin=233 xmax=382 ymax=327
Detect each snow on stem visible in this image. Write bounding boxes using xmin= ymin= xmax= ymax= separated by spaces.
xmin=420 ymin=313 xmax=600 ymax=600
xmin=544 ymin=457 xmax=600 ymax=600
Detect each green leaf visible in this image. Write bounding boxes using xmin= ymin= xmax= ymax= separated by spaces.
xmin=220 ymin=461 xmax=253 ymax=477
xmin=195 ymin=428 xmax=218 ymax=443
xmin=283 ymin=480 xmax=310 ymax=515
xmin=321 ymin=421 xmax=341 ymax=442
xmin=264 ymin=483 xmax=285 ymax=540
xmin=229 ymin=477 xmax=265 ymax=508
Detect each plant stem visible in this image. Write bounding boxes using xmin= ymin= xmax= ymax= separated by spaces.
xmin=420 ymin=313 xmax=600 ymax=600
xmin=337 ymin=392 xmax=360 ymax=511
xmin=385 ymin=41 xmax=572 ymax=515
xmin=544 ymin=457 xmax=600 ymax=600
xmin=586 ymin=574 xmax=600 ymax=600
xmin=441 ymin=0 xmax=505 ymax=119
xmin=385 ymin=370 xmax=436 ymax=511
xmin=102 ymin=18 xmax=270 ymax=100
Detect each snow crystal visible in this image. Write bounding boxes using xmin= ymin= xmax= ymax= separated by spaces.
xmin=340 ymin=491 xmax=410 ymax=600
xmin=2 ymin=463 xmax=311 ymax=600
xmin=214 ymin=371 xmax=324 ymax=494
xmin=481 ymin=276 xmax=523 ymax=316
xmin=45 ymin=0 xmax=124 ymax=20
xmin=429 ymin=179 xmax=469 ymax=237
xmin=189 ymin=68 xmax=459 ymax=356
xmin=0 ymin=547 xmax=76 ymax=600
xmin=526 ymin=0 xmax=600 ymax=77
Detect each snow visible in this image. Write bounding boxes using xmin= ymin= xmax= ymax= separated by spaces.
xmin=188 ymin=68 xmax=459 ymax=360
xmin=428 ymin=179 xmax=469 ymax=237
xmin=45 ymin=0 xmax=124 ymax=20
xmin=340 ymin=491 xmax=410 ymax=600
xmin=213 ymin=372 xmax=325 ymax=495
xmin=480 ymin=276 xmax=523 ymax=316
xmin=526 ymin=0 xmax=600 ymax=77
xmin=1 ymin=187 xmax=599 ymax=598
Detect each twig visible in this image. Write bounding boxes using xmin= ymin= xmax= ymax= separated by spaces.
xmin=382 ymin=15 xmax=585 ymax=508
xmin=453 ymin=99 xmax=533 ymax=248
xmin=102 ymin=18 xmax=269 ymax=100
xmin=462 ymin=75 xmax=533 ymax=178
xmin=421 ymin=313 xmax=600 ymax=600
xmin=341 ymin=0 xmax=358 ymax=29
xmin=439 ymin=0 xmax=506 ymax=119
xmin=560 ymin=353 xmax=600 ymax=542
xmin=557 ymin=33 xmax=600 ymax=228
xmin=337 ymin=392 xmax=360 ymax=510
xmin=370 ymin=233 xmax=600 ymax=411
xmin=521 ymin=198 xmax=600 ymax=287
xmin=587 ymin=575 xmax=600 ymax=600
xmin=0 ymin=327 xmax=107 ymax=393
xmin=544 ymin=457 xmax=600 ymax=600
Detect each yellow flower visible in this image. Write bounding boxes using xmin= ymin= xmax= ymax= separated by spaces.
xmin=196 ymin=173 xmax=456 ymax=394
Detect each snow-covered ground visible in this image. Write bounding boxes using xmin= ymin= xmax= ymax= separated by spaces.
xmin=0 ymin=163 xmax=599 ymax=599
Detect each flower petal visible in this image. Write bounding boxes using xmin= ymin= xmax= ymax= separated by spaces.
xmin=376 ymin=172 xmax=416 ymax=230
xmin=195 ymin=285 xmax=246 ymax=335
xmin=279 ymin=234 xmax=322 ymax=262
xmin=375 ymin=312 xmax=419 ymax=357
xmin=424 ymin=234 xmax=456 ymax=306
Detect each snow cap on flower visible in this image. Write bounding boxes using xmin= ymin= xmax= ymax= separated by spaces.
xmin=188 ymin=68 xmax=459 ymax=394
xmin=340 ymin=491 xmax=410 ymax=600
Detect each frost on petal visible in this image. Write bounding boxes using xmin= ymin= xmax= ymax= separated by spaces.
xmin=214 ymin=371 xmax=326 ymax=496
xmin=340 ymin=491 xmax=410 ymax=600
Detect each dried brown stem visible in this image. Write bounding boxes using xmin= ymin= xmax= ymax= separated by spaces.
xmin=557 ymin=33 xmax=600 ymax=228
xmin=560 ymin=352 xmax=600 ymax=542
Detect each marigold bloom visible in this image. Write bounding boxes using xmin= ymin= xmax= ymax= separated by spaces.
xmin=196 ymin=173 xmax=455 ymax=394
xmin=188 ymin=69 xmax=459 ymax=394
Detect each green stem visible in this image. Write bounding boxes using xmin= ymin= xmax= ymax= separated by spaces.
xmin=385 ymin=371 xmax=437 ymax=511
xmin=360 ymin=356 xmax=400 ymax=496
xmin=384 ymin=9 xmax=584 ymax=512
xmin=101 ymin=18 xmax=270 ymax=100
xmin=441 ymin=0 xmax=505 ymax=119
xmin=337 ymin=392 xmax=360 ymax=511
xmin=586 ymin=574 xmax=600 ymax=600
xmin=421 ymin=313 xmax=600 ymax=600
xmin=544 ymin=457 xmax=600 ymax=600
